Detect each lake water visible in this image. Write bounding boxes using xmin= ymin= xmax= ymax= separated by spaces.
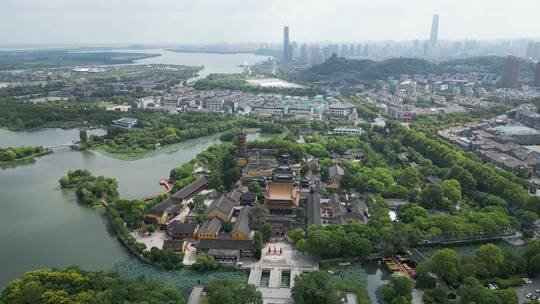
xmin=365 ymin=261 xmax=390 ymax=304
xmin=115 ymin=48 xmax=268 ymax=77
xmin=0 ymin=129 xmax=273 ymax=289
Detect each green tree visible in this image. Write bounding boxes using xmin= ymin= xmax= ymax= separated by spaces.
xmin=248 ymin=181 xmax=262 ymax=193
xmin=474 ymin=244 xmax=504 ymax=277
xmin=419 ymin=184 xmax=443 ymax=210
xmin=423 ymin=288 xmax=449 ymax=304
xmin=398 ymin=204 xmax=428 ymax=223
xmin=525 ymin=239 xmax=540 ymax=276
xmin=249 ymin=203 xmax=269 ymax=223
xmin=189 ymin=195 xmax=205 ymax=211
xmin=2 ymin=150 xmax=17 ymax=161
xmin=259 ymin=223 xmax=273 ymax=242
xmin=415 ymin=262 xmax=437 ymax=289
xmin=291 ymin=271 xmax=339 ymax=304
xmin=193 ymin=254 xmax=218 ymax=271
xmin=288 ymin=228 xmax=305 ymax=243
xmin=0 ymin=268 xmax=186 ymax=304
xmin=221 ymin=220 xmax=233 ymax=233
xmin=397 ymin=167 xmax=420 ymax=190
xmin=379 ymin=275 xmax=413 ymax=304
xmin=457 ymin=276 xmax=518 ymax=304
xmin=430 ymin=248 xmax=460 ymax=283
xmin=205 ymin=279 xmax=262 ymax=304
xmin=446 ymin=164 xmax=477 ymax=194
xmin=442 ymin=179 xmax=461 ymax=203
xmin=254 ymin=231 xmax=263 ymax=259
xmin=79 ymin=129 xmax=88 ymax=143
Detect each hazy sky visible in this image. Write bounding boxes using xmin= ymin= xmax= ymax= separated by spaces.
xmin=1 ymin=0 xmax=539 ymax=45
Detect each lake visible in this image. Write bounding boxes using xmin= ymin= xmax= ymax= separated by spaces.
xmin=0 ymin=128 xmax=273 ymax=289
xmin=115 ymin=48 xmax=268 ymax=77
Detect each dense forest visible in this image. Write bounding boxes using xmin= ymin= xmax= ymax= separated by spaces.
xmin=0 ymin=101 xmax=125 ymax=130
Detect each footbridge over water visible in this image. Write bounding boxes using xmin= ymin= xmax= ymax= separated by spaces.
xmin=46 ymin=142 xmax=80 ymax=150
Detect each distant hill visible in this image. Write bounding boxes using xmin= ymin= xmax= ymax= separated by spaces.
xmin=296 ymin=55 xmax=537 ymax=84
xmin=297 ymin=55 xmax=441 ymax=82
xmin=360 ymin=57 xmax=442 ymax=79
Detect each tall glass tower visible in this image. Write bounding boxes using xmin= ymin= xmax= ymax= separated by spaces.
xmin=430 ymin=14 xmax=439 ymax=44
xmin=283 ymin=26 xmax=292 ymax=63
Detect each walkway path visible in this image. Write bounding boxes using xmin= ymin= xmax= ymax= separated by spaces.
xmin=142 ymin=179 xmax=173 ymax=202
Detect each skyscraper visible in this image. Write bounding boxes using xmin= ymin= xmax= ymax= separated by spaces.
xmin=283 ymin=26 xmax=292 ymax=63
xmin=501 ymin=55 xmax=521 ymax=88
xmin=430 ymin=14 xmax=439 ymax=44
xmin=427 ymin=14 xmax=440 ymax=62
xmin=535 ymin=62 xmax=540 ymax=87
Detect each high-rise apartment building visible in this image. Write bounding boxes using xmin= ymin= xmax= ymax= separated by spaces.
xmin=501 ymin=55 xmax=521 ymax=88
xmin=283 ymin=26 xmax=292 ymax=63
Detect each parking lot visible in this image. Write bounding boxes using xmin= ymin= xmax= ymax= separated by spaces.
xmin=516 ymin=278 xmax=540 ymax=303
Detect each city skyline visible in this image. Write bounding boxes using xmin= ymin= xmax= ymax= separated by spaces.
xmin=1 ymin=0 xmax=540 ymax=45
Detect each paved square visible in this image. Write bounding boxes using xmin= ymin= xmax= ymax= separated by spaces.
xmin=241 ymin=242 xmax=318 ymax=304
